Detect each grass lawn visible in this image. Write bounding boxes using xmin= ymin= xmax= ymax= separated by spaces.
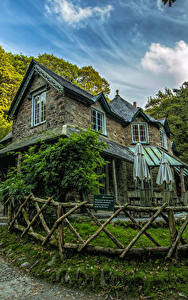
xmin=0 ymin=223 xmax=188 ymax=299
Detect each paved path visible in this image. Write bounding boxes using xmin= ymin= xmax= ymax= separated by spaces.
xmin=0 ymin=255 xmax=134 ymax=300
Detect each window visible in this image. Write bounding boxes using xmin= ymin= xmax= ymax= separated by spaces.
xmin=91 ymin=108 xmax=106 ymax=134
xmin=160 ymin=129 xmax=168 ymax=150
xmin=32 ymin=92 xmax=46 ymax=126
xmin=131 ymin=123 xmax=148 ymax=143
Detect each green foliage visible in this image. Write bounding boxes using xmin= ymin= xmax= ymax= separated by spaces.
xmin=145 ymin=83 xmax=188 ymax=163
xmin=8 ymin=52 xmax=110 ymax=97
xmin=162 ymin=0 xmax=176 ymax=7
xmin=0 ymin=46 xmax=110 ymax=140
xmin=0 ymin=46 xmax=22 ymax=139
xmin=0 ymin=129 xmax=106 ymax=202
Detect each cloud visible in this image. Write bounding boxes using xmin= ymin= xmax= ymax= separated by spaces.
xmin=141 ymin=40 xmax=188 ymax=84
xmin=45 ymin=0 xmax=113 ymax=25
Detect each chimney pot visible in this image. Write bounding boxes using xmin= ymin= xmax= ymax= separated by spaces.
xmin=116 ymin=89 xmax=119 ymax=96
xmin=133 ymin=101 xmax=137 ymax=107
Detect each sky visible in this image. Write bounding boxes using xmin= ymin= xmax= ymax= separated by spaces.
xmin=0 ymin=0 xmax=188 ymax=107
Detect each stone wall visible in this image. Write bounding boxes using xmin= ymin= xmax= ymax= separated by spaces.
xmin=12 ymin=75 xmax=65 ymax=141
xmin=12 ymin=73 xmax=172 ymax=154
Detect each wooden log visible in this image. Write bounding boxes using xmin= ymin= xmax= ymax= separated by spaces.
xmin=9 ymin=194 xmax=32 ymax=230
xmin=4 ymin=197 xmax=10 ymax=206
xmin=64 ymin=218 xmax=84 ymax=244
xmin=63 ymin=243 xmax=188 ymax=258
xmin=32 ymin=196 xmax=188 ymax=212
xmin=161 ymin=212 xmax=186 ymax=245
xmin=112 ymin=159 xmax=120 ymax=205
xmin=33 ymin=196 xmax=60 ymax=207
xmin=168 ymin=210 xmax=177 ymax=245
xmin=120 ymin=203 xmax=168 ymax=258
xmin=42 ymin=201 xmax=87 ymax=246
xmin=34 ymin=202 xmax=52 ymax=236
xmin=22 ymin=208 xmax=33 ymax=229
xmin=7 ymin=204 xmax=12 ymax=227
xmin=86 ymin=207 xmax=125 ymax=249
xmin=105 ymin=163 xmax=110 ymax=194
xmin=123 ymin=209 xmax=161 ymax=247
xmin=180 ymin=168 xmax=186 ymax=204
xmin=14 ymin=224 xmax=57 ymax=246
xmin=21 ymin=197 xmax=51 ymax=237
xmin=166 ymin=214 xmax=188 ymax=259
xmin=57 ymin=205 xmax=64 ymax=259
xmin=78 ymin=205 xmax=128 ymax=252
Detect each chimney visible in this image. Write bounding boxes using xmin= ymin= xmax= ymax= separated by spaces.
xmin=133 ymin=101 xmax=137 ymax=108
xmin=116 ymin=89 xmax=119 ymax=96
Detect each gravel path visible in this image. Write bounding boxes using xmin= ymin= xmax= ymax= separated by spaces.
xmin=0 ymin=255 xmax=133 ymax=300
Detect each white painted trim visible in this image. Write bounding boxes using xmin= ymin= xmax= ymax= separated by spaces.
xmin=131 ymin=122 xmax=149 ymax=144
xmin=31 ymin=91 xmax=46 ymax=127
xmin=91 ymin=107 xmax=107 ymax=135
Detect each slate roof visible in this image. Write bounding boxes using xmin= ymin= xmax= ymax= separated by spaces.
xmin=0 ymin=132 xmax=12 ymax=144
xmin=109 ymin=95 xmax=161 ymax=124
xmin=109 ymin=95 xmax=138 ymax=122
xmin=35 ymin=61 xmax=94 ymax=102
xmin=0 ymin=128 xmax=62 ymax=157
xmin=0 ymin=125 xmax=134 ymax=163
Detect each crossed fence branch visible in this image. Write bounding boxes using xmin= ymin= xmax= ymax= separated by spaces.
xmin=6 ymin=194 xmax=188 ymax=260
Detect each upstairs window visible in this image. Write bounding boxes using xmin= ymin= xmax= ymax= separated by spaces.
xmin=160 ymin=129 xmax=168 ymax=150
xmin=32 ymin=92 xmax=46 ymax=126
xmin=91 ymin=108 xmax=106 ymax=135
xmin=131 ymin=123 xmax=148 ymax=143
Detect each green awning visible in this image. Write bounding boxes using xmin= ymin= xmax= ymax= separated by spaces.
xmin=129 ymin=146 xmax=187 ymax=168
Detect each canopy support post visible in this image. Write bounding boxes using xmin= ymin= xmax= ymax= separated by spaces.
xmin=180 ymin=168 xmax=186 ymax=204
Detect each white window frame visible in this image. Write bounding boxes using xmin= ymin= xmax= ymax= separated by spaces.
xmin=31 ymin=91 xmax=46 ymax=127
xmin=131 ymin=123 xmax=149 ymax=144
xmin=91 ymin=107 xmax=106 ymax=135
xmin=160 ymin=129 xmax=168 ymax=150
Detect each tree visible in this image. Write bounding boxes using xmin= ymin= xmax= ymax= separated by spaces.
xmin=0 ymin=47 xmax=111 ymax=141
xmin=0 ymin=47 xmax=22 ymax=140
xmin=8 ymin=52 xmax=111 ymax=97
xmin=145 ymin=83 xmax=188 ymax=163
xmin=162 ymin=0 xmax=176 ymax=7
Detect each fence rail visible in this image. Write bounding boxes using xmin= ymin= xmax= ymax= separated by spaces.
xmin=6 ymin=194 xmax=188 ymax=260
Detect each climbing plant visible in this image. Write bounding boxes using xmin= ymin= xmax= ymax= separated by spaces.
xmin=0 ymin=129 xmax=107 ymax=203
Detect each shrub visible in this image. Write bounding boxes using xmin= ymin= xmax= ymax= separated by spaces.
xmin=0 ymin=129 xmax=107 ymax=203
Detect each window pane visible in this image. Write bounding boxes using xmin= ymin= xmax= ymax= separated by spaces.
xmin=132 ymin=125 xmax=139 ymax=142
xmin=40 ymin=93 xmax=46 ymax=122
xmin=34 ymin=96 xmax=40 ymax=125
xmin=91 ymin=109 xmax=104 ymax=133
xmin=139 ymin=124 xmax=146 ymax=142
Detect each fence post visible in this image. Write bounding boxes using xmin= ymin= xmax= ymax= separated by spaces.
xmin=57 ymin=204 xmax=64 ymax=259
xmin=168 ymin=209 xmax=177 ymax=258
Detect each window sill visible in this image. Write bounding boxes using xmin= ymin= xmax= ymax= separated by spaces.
xmin=131 ymin=142 xmax=149 ymax=145
xmin=31 ymin=120 xmax=46 ymax=128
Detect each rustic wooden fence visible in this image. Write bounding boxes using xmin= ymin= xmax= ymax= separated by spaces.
xmin=5 ymin=194 xmax=188 ymax=260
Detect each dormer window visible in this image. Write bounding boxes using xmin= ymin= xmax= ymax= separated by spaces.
xmin=32 ymin=92 xmax=46 ymax=127
xmin=91 ymin=108 xmax=106 ymax=135
xmin=131 ymin=123 xmax=148 ymax=144
xmin=160 ymin=129 xmax=168 ymax=150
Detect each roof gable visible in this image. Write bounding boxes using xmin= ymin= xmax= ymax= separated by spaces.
xmin=131 ymin=109 xmax=151 ymax=123
xmin=8 ymin=60 xmax=94 ymax=118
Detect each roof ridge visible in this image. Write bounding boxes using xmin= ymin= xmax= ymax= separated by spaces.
xmin=34 ymin=60 xmax=93 ymax=98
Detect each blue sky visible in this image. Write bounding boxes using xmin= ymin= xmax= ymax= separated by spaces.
xmin=0 ymin=0 xmax=188 ymax=106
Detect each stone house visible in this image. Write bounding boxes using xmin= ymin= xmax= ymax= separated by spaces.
xmin=0 ymin=60 xmax=187 ymax=205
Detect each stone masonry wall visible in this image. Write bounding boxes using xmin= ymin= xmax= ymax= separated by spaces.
xmin=12 ymin=74 xmax=65 ymax=141
xmin=12 ymin=73 xmax=171 ymax=153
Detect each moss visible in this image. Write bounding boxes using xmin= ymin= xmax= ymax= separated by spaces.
xmin=0 ymin=225 xmax=188 ymax=299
